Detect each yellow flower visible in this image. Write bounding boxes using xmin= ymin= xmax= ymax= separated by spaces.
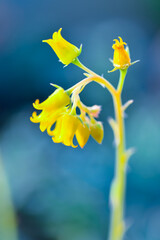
xmin=112 ymin=37 xmax=131 ymax=70
xmin=30 ymin=86 xmax=70 ymax=132
xmin=108 ymin=37 xmax=131 ymax=73
xmin=50 ymin=114 xmax=80 ymax=148
xmin=90 ymin=119 xmax=104 ymax=144
xmin=76 ymin=122 xmax=90 ymax=148
xmin=43 ymin=28 xmax=82 ymax=65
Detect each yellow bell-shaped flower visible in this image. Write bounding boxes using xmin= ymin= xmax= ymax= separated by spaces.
xmin=76 ymin=122 xmax=90 ymax=148
xmin=43 ymin=28 xmax=82 ymax=65
xmin=90 ymin=119 xmax=104 ymax=144
xmin=30 ymin=86 xmax=70 ymax=132
xmin=51 ymin=114 xmax=80 ymax=148
xmin=47 ymin=115 xmax=63 ymax=141
xmin=112 ymin=37 xmax=131 ymax=70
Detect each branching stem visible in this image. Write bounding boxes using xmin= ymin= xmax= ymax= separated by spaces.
xmin=72 ymin=59 xmax=128 ymax=240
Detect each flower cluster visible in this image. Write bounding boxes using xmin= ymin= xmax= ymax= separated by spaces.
xmin=30 ymin=85 xmax=103 ymax=148
xmin=31 ymin=28 xmax=137 ymax=148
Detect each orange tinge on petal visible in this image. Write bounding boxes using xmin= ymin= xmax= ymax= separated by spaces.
xmin=112 ymin=37 xmax=131 ymax=70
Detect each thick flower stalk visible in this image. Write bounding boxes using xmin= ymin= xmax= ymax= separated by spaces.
xmin=31 ymin=29 xmax=138 ymax=240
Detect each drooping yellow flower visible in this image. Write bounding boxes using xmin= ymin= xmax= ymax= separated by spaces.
xmin=43 ymin=28 xmax=82 ymax=65
xmin=76 ymin=122 xmax=90 ymax=148
xmin=89 ymin=119 xmax=104 ymax=144
xmin=50 ymin=114 xmax=80 ymax=148
xmin=30 ymin=86 xmax=70 ymax=132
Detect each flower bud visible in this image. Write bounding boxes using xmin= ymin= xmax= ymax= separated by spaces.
xmin=43 ymin=28 xmax=82 ymax=65
xmin=76 ymin=122 xmax=90 ymax=148
xmin=90 ymin=120 xmax=104 ymax=144
xmin=112 ymin=37 xmax=131 ymax=70
xmin=87 ymin=105 xmax=101 ymax=118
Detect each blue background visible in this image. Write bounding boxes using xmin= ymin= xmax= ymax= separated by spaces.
xmin=0 ymin=0 xmax=160 ymax=240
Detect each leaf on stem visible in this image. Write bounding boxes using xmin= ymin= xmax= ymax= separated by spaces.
xmin=131 ymin=60 xmax=140 ymax=66
xmin=121 ymin=99 xmax=134 ymax=113
xmin=108 ymin=117 xmax=120 ymax=146
xmin=125 ymin=147 xmax=136 ymax=161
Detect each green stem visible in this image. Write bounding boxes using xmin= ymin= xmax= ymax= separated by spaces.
xmin=72 ymin=58 xmax=116 ymax=96
xmin=109 ymin=70 xmax=127 ymax=240
xmin=72 ymin=58 xmax=96 ymax=76
xmin=67 ymin=77 xmax=93 ymax=95
xmin=117 ymin=69 xmax=127 ymax=93
xmin=71 ymin=59 xmax=128 ymax=240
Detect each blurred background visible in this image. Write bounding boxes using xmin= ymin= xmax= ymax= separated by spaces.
xmin=0 ymin=0 xmax=160 ymax=240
